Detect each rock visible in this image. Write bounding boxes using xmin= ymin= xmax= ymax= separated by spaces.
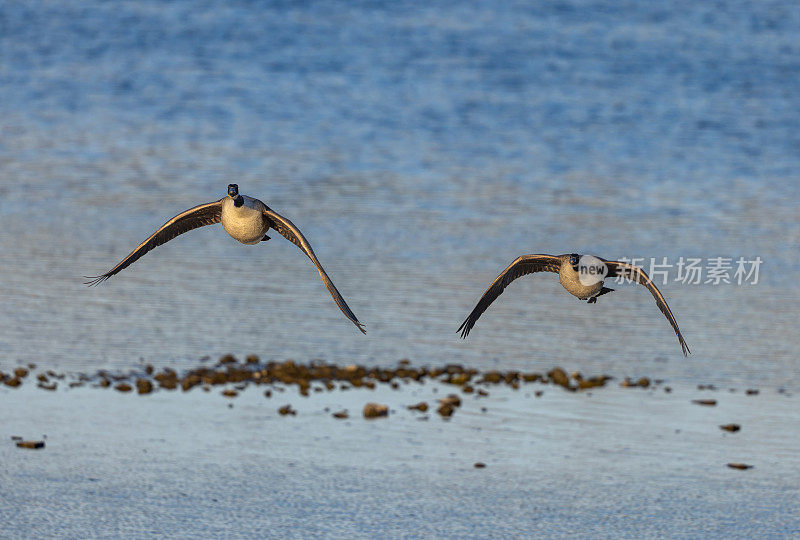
xmin=363 ymin=403 xmax=389 ymax=419
xmin=692 ymin=399 xmax=717 ymax=406
xmin=637 ymin=377 xmax=650 ymax=388
xmin=332 ymin=410 xmax=348 ymax=419
xmin=408 ymin=402 xmax=428 ymax=412
xmin=4 ymin=377 xmax=22 ymax=388
xmin=727 ymin=463 xmax=753 ymax=470
xmin=437 ymin=403 xmax=455 ymax=417
xmin=16 ymin=440 xmax=45 ymax=450
xmin=37 ymin=382 xmax=57 ymax=391
xmin=14 ymin=367 xmax=29 ymax=379
xmin=115 ymin=383 xmax=133 ymax=392
xmin=221 ymin=389 xmax=238 ymax=398
xmin=136 ymin=379 xmax=154 ymax=395
xmin=182 ymin=375 xmax=201 ymax=392
xmin=577 ymin=376 xmax=610 ymax=390
xmin=720 ymin=424 xmax=741 ymax=432
xmin=481 ymin=371 xmax=503 ymax=384
xmin=535 ymin=390 xmax=543 ymax=397
xmin=439 ymin=394 xmax=462 ymax=408
xmin=246 ymin=354 xmax=260 ymax=364
xmin=219 ymin=354 xmax=237 ymax=364
xmin=449 ymin=373 xmax=471 ymax=386
xmin=477 ymin=389 xmax=489 ymax=397
xmin=154 ymin=371 xmax=178 ymax=390
xmin=474 ymin=462 xmax=486 ymax=468
xmin=278 ymin=405 xmax=296 ymax=416
xmin=745 ymin=389 xmax=759 ymax=396
xmin=547 ymin=367 xmax=570 ymax=388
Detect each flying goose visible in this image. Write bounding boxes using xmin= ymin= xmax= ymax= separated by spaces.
xmin=457 ymin=253 xmax=690 ymax=356
xmin=86 ymin=184 xmax=366 ymax=334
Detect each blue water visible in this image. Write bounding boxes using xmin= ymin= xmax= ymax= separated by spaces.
xmin=2 ymin=1 xmax=800 ymax=536
xmin=2 ymin=0 xmax=800 ymax=387
xmin=2 ymin=0 xmax=800 ymax=385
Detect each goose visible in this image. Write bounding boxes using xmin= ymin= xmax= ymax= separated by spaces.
xmin=457 ymin=253 xmax=689 ymax=356
xmin=86 ymin=184 xmax=366 ymax=334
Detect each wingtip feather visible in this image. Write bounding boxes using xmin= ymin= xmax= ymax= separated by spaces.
xmin=83 ymin=275 xmax=110 ymax=287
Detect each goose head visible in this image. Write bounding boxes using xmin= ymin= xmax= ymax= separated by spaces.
xmin=569 ymin=253 xmax=580 ymax=272
xmin=228 ymin=184 xmax=244 ymax=207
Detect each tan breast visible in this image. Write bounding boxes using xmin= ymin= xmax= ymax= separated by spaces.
xmin=558 ymin=262 xmax=603 ymax=299
xmin=221 ymin=196 xmax=269 ymax=244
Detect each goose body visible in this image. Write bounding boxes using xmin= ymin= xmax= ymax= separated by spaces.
xmin=458 ymin=253 xmax=690 ymax=356
xmin=86 ymin=184 xmax=366 ymax=334
xmin=558 ymin=260 xmax=603 ymax=300
xmin=221 ymin=195 xmax=270 ymax=244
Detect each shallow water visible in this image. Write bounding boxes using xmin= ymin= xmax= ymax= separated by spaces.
xmin=2 ymin=382 xmax=799 ymax=538
xmin=1 ymin=0 xmax=799 ymax=535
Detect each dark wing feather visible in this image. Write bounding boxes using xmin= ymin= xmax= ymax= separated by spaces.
xmin=458 ymin=254 xmax=562 ymax=338
xmin=263 ymin=208 xmax=366 ymax=334
xmin=85 ymin=199 xmax=223 ymax=286
xmin=603 ymin=259 xmax=690 ymax=356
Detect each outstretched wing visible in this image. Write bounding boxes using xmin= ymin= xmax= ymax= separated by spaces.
xmin=263 ymin=208 xmax=366 ymax=334
xmin=85 ymin=199 xmax=224 ymax=286
xmin=602 ymin=259 xmax=690 ymax=356
xmin=458 ymin=254 xmax=563 ymax=338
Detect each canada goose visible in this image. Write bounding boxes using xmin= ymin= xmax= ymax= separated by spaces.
xmin=458 ymin=253 xmax=689 ymax=356
xmin=86 ymin=184 xmax=366 ymax=334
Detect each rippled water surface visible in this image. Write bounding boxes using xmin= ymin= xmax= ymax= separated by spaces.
xmin=1 ymin=0 xmax=799 ymax=536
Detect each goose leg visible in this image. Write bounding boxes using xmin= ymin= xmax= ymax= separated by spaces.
xmin=587 ymin=287 xmax=614 ymax=304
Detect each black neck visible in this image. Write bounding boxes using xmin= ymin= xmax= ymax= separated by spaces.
xmin=233 ymin=195 xmax=244 ymax=207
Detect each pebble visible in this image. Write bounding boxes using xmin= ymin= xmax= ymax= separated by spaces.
xmin=437 ymin=403 xmax=455 ymax=417
xmin=278 ymin=405 xmax=296 ymax=416
xmin=408 ymin=402 xmax=428 ymax=412
xmin=136 ymin=379 xmax=154 ymax=395
xmin=16 ymin=440 xmax=45 ymax=450
xmin=720 ymin=424 xmax=741 ymax=432
xmin=692 ymin=399 xmax=717 ymax=406
xmin=363 ymin=403 xmax=389 ymax=419
xmin=439 ymin=394 xmax=461 ymax=408
xmin=547 ymin=367 xmax=570 ymax=389
xmin=727 ymin=463 xmax=753 ymax=470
